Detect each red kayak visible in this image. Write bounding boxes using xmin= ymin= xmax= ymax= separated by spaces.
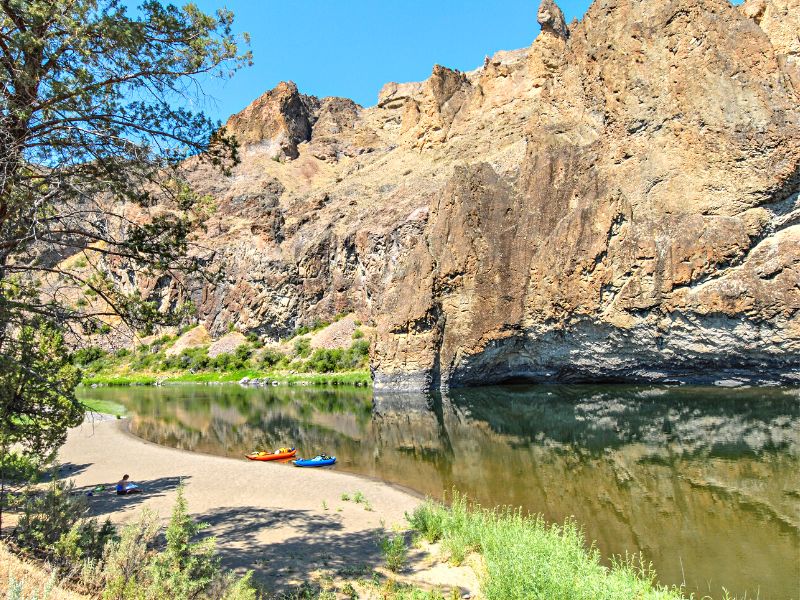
xmin=246 ymin=447 xmax=296 ymax=461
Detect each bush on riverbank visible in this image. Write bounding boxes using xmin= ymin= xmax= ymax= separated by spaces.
xmin=407 ymin=493 xmax=685 ymax=600
xmin=73 ymin=329 xmax=372 ymax=387
xmin=7 ymin=481 xmax=256 ymax=599
xmin=13 ymin=480 xmax=115 ymax=572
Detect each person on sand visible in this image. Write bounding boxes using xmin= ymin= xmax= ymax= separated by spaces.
xmin=115 ymin=474 xmax=141 ymax=495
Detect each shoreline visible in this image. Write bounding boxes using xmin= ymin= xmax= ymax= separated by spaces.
xmin=115 ymin=415 xmax=427 ymax=505
xmin=57 ymin=417 xmax=473 ymax=594
xmin=80 ymin=369 xmax=373 ymax=388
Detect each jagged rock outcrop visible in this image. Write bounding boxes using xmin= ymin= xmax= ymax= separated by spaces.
xmin=111 ymin=0 xmax=799 ymax=390
xmin=224 ymin=81 xmax=319 ymax=159
xmin=537 ymin=0 xmax=569 ymax=38
xmin=740 ymin=0 xmax=800 ymax=89
xmin=741 ymin=0 xmax=799 ymax=65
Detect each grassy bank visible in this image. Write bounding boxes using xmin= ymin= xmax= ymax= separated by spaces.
xmin=81 ymin=369 xmax=372 ymax=388
xmin=75 ymin=321 xmax=373 ymax=388
xmin=407 ymin=493 xmax=686 ymax=600
xmin=80 ymin=398 xmax=127 ymax=416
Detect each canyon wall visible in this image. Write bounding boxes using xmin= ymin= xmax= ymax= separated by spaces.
xmin=120 ymin=0 xmax=799 ymax=390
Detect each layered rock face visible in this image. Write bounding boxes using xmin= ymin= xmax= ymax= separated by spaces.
xmin=124 ymin=0 xmax=799 ymax=390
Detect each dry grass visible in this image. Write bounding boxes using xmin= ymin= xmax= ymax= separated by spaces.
xmin=0 ymin=543 xmax=87 ymax=600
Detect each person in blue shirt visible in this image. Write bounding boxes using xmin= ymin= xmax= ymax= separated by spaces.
xmin=115 ymin=474 xmax=141 ymax=495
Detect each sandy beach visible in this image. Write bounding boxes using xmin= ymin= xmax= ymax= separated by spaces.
xmin=56 ymin=415 xmax=472 ymax=593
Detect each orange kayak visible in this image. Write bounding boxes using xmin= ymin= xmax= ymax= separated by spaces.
xmin=246 ymin=448 xmax=296 ymax=461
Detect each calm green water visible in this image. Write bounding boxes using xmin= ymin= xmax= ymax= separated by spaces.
xmin=77 ymin=383 xmax=800 ymax=599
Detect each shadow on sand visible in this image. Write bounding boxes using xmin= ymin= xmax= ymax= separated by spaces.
xmin=72 ymin=475 xmax=187 ymax=517
xmin=193 ymin=505 xmax=426 ymax=589
xmin=39 ymin=462 xmax=94 ymax=481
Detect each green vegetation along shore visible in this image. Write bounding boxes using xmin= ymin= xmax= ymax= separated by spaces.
xmin=74 ymin=321 xmax=373 ymax=389
xmin=407 ymin=494 xmax=687 ymax=600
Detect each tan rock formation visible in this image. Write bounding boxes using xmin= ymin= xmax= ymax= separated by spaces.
xmin=166 ymin=325 xmax=211 ymax=356
xmin=116 ymin=0 xmax=798 ymax=390
xmin=224 ymin=81 xmax=319 ymax=159
xmin=740 ymin=0 xmax=800 ymax=89
xmin=537 ymin=0 xmax=569 ymax=38
xmin=309 ymin=314 xmax=359 ymax=350
xmin=208 ymin=331 xmax=248 ymax=358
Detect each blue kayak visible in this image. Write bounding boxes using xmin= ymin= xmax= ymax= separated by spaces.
xmin=294 ymin=455 xmax=336 ymax=467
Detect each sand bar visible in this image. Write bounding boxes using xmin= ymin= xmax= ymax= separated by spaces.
xmin=57 ymin=416 xmax=428 ymax=589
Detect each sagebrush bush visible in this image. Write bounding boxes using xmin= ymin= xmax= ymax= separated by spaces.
xmin=13 ymin=479 xmax=115 ymax=572
xmin=82 ymin=486 xmax=257 ymax=599
xmin=379 ymin=532 xmax=408 ymax=573
xmin=82 ymin=509 xmax=160 ymax=598
xmin=5 ymin=573 xmax=57 ymax=600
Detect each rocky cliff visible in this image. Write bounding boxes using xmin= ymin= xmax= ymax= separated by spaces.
xmin=119 ymin=0 xmax=799 ymax=390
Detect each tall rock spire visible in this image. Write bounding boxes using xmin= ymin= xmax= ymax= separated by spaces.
xmin=537 ymin=0 xmax=569 ymax=39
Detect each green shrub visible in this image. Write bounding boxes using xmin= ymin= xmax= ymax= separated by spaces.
xmin=159 ymin=347 xmax=210 ymax=372
xmin=114 ymin=348 xmax=131 ymax=359
xmin=71 ymin=347 xmax=105 ymax=366
xmin=147 ymin=485 xmax=219 ymax=597
xmin=259 ymin=348 xmax=287 ymax=369
xmin=14 ymin=479 xmax=116 ymax=571
xmin=300 ymin=339 xmax=370 ymax=373
xmin=90 ymin=510 xmax=160 ymax=599
xmin=148 ymin=335 xmax=173 ymax=353
xmin=86 ymin=487 xmax=256 ymax=599
xmin=295 ymin=325 xmax=310 ymax=337
xmin=293 ymin=338 xmax=311 ymax=358
xmin=310 ymin=318 xmax=329 ymax=332
xmin=379 ymin=531 xmax=408 ymax=573
xmin=130 ymin=349 xmax=165 ymax=371
xmin=234 ymin=344 xmax=252 ymax=362
xmin=406 ymin=501 xmax=445 ymax=544
xmin=0 ymin=452 xmax=42 ymax=485
xmin=245 ymin=333 xmax=263 ymax=348
xmin=210 ymin=351 xmax=248 ymax=372
xmin=407 ymin=494 xmax=685 ymax=600
xmin=352 ymin=329 xmax=364 ymax=339
xmin=304 ymin=348 xmax=342 ymax=373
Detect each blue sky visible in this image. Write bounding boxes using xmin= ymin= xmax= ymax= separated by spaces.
xmin=170 ymin=0 xmax=591 ymax=121
xmin=172 ymin=0 xmax=743 ymax=122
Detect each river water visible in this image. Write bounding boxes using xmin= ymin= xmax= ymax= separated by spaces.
xmin=76 ymin=383 xmax=799 ymax=599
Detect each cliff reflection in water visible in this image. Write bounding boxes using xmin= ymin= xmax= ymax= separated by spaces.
xmin=79 ymin=384 xmax=800 ymax=599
